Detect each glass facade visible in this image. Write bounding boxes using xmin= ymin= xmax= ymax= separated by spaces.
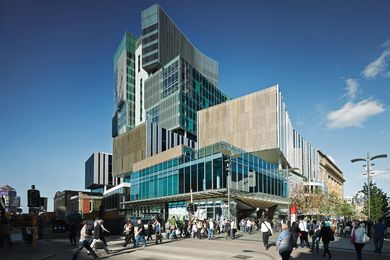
xmin=127 ymin=142 xmax=287 ymax=202
xmin=141 ymin=4 xmax=219 ymax=87
xmin=144 ymin=56 xmax=228 ymax=138
xmin=112 ymin=32 xmax=137 ymax=137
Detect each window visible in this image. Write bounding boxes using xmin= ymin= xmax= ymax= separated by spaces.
xmin=138 ymin=55 xmax=140 ymax=72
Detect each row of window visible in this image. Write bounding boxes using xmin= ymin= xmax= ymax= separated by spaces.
xmin=129 ymin=150 xmax=286 ymax=201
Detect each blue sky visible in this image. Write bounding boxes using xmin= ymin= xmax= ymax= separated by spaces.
xmin=1 ymin=0 xmax=389 ymax=212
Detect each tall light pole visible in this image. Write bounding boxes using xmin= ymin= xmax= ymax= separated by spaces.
xmin=224 ymin=156 xmax=233 ymax=239
xmin=351 ymin=153 xmax=387 ymax=220
xmin=223 ymin=151 xmax=241 ymax=239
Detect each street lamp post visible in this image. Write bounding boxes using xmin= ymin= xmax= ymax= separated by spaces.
xmin=223 ymin=150 xmax=242 ymax=239
xmin=351 ymin=153 xmax=387 ymax=220
xmin=225 ymin=156 xmax=233 ymax=239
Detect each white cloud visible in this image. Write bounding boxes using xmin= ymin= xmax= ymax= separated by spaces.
xmin=362 ymin=48 xmax=390 ymax=78
xmin=382 ymin=39 xmax=390 ymax=47
xmin=372 ymin=169 xmax=390 ymax=180
xmin=327 ymin=99 xmax=384 ymax=129
xmin=345 ymin=78 xmax=358 ymax=100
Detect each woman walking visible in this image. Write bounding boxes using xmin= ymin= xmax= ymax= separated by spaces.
xmin=352 ymin=221 xmax=366 ymax=260
xmin=276 ymin=224 xmax=296 ymax=260
xmin=122 ymin=221 xmax=135 ymax=248
xmin=319 ymin=221 xmax=333 ymax=259
xmin=72 ymin=221 xmax=98 ymax=260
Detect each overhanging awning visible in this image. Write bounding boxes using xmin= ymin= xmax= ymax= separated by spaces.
xmin=121 ymin=189 xmax=289 ymax=208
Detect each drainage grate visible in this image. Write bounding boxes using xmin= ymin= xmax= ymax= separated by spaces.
xmin=232 ymin=255 xmax=253 ymax=259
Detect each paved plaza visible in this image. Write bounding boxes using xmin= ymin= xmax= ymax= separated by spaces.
xmin=1 ymin=230 xmax=389 ymax=260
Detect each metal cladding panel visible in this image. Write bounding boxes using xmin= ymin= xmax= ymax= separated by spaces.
xmin=158 ymin=8 xmax=218 ymax=87
xmin=144 ymin=70 xmax=161 ymax=110
xmin=141 ymin=4 xmax=218 ymax=86
xmin=158 ymin=92 xmax=180 ymax=130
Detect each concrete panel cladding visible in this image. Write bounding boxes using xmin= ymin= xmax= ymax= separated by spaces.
xmin=113 ymin=123 xmax=147 ymax=177
xmin=198 ymin=86 xmax=279 ymax=152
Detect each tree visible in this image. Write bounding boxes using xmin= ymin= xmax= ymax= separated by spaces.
xmin=322 ymin=191 xmax=343 ymax=216
xmin=339 ymin=200 xmax=355 ymax=220
xmin=360 ymin=182 xmax=389 ymax=220
xmin=290 ymin=184 xmax=324 ymax=216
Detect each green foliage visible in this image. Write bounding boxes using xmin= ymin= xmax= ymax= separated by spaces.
xmin=322 ymin=191 xmax=343 ymax=216
xmin=360 ymin=182 xmax=389 ymax=220
xmin=339 ymin=200 xmax=355 ymax=220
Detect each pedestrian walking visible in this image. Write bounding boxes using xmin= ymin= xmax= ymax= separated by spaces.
xmin=191 ymin=220 xmax=197 ymax=238
xmin=352 ymin=221 xmax=367 ymax=260
xmin=146 ymin=221 xmax=153 ymax=241
xmin=319 ymin=221 xmax=334 ymax=259
xmin=72 ymin=221 xmax=98 ymax=260
xmin=208 ymin=219 xmax=214 ymax=240
xmin=122 ymin=221 xmax=136 ymax=248
xmin=224 ymin=220 xmax=231 ymax=239
xmin=153 ymin=218 xmax=162 ymax=244
xmin=197 ymin=219 xmax=203 ymax=239
xmin=298 ymin=218 xmax=309 ymax=247
xmin=134 ymin=219 xmax=147 ymax=248
xmin=68 ymin=222 xmax=77 ymax=246
xmin=260 ymin=218 xmax=273 ymax=250
xmin=276 ymin=224 xmax=296 ymax=260
xmin=90 ymin=219 xmax=110 ymax=254
xmin=99 ymin=219 xmax=110 ymax=246
xmin=231 ymin=219 xmax=237 ymax=239
xmin=373 ymin=218 xmax=386 ymax=255
xmin=311 ymin=220 xmax=320 ymax=254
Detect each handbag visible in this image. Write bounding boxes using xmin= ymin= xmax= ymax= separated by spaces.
xmin=351 ymin=229 xmax=356 ymax=243
xmin=265 ymin=223 xmax=272 ymax=237
xmin=362 ymin=233 xmax=370 ymax=244
xmin=330 ymin=232 xmax=335 ymax=241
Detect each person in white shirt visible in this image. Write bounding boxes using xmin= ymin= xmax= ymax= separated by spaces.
xmin=260 ymin=219 xmax=273 ymax=250
xmin=208 ymin=219 xmax=214 ymax=240
xmin=231 ymin=219 xmax=237 ymax=239
xmin=72 ymin=221 xmax=98 ymax=260
xmin=352 ymin=221 xmax=366 ymax=260
xmin=298 ymin=219 xmax=309 ymax=247
xmin=246 ymin=219 xmax=252 ymax=234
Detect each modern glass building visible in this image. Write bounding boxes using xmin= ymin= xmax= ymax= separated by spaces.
xmin=122 ymin=142 xmax=288 ymax=221
xmin=112 ymin=32 xmax=138 ymax=137
xmin=111 ymin=3 xmax=342 ymax=223
xmin=141 ymin=4 xmax=219 ymax=87
xmin=144 ymin=55 xmax=228 ymax=140
xmin=85 ymin=152 xmax=121 ymax=191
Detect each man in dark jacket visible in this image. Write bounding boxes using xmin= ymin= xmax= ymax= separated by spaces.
xmin=91 ymin=220 xmax=110 ymax=254
xmin=319 ymin=222 xmax=333 ymax=259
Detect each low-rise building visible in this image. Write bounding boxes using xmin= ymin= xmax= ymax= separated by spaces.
xmin=67 ymin=192 xmax=102 ymax=215
xmin=54 ymin=190 xmax=102 ymax=219
xmin=318 ymin=150 xmax=345 ymax=197
xmin=0 ymin=185 xmax=21 ymax=214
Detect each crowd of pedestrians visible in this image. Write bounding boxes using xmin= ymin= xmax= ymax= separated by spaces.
xmin=66 ymin=215 xmax=388 ymax=259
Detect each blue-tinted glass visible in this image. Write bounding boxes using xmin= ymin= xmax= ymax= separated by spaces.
xmin=191 ymin=164 xmax=197 ymax=192
xmin=206 ymin=161 xmax=212 ymax=190
xmin=213 ymin=158 xmax=222 ymax=189
xmin=198 ymin=162 xmax=204 ymax=191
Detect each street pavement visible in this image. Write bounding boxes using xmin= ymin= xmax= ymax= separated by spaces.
xmin=1 ymin=230 xmax=389 ymax=260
